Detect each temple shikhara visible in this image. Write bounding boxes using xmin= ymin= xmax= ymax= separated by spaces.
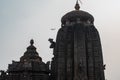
xmin=0 ymin=1 xmax=105 ymax=80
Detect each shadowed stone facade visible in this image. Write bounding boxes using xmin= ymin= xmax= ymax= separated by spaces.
xmin=0 ymin=40 xmax=50 ymax=80
xmin=50 ymin=2 xmax=105 ymax=80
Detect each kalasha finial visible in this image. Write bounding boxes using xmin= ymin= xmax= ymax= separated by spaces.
xmin=75 ymin=0 xmax=80 ymax=10
xmin=30 ymin=39 xmax=34 ymax=45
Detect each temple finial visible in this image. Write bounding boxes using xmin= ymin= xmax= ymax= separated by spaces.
xmin=30 ymin=39 xmax=34 ymax=45
xmin=75 ymin=0 xmax=80 ymax=10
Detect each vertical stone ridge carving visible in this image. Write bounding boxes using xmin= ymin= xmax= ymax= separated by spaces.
xmin=51 ymin=23 xmax=105 ymax=80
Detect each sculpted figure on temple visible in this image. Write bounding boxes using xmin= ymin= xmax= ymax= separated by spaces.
xmin=48 ymin=38 xmax=56 ymax=48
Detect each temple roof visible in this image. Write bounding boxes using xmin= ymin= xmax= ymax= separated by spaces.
xmin=61 ymin=0 xmax=94 ymax=24
xmin=7 ymin=39 xmax=49 ymax=73
xmin=20 ymin=39 xmax=42 ymax=62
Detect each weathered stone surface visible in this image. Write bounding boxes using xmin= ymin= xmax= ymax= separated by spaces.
xmin=51 ymin=9 xmax=105 ymax=80
xmin=0 ymin=40 xmax=50 ymax=80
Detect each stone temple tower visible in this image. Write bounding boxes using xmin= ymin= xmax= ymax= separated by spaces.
xmin=7 ymin=40 xmax=50 ymax=80
xmin=50 ymin=1 xmax=105 ymax=80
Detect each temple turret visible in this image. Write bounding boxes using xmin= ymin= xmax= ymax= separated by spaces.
xmin=50 ymin=1 xmax=105 ymax=80
xmin=7 ymin=40 xmax=50 ymax=80
xmin=20 ymin=39 xmax=42 ymax=63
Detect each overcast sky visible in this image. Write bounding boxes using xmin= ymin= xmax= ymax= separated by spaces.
xmin=0 ymin=0 xmax=120 ymax=80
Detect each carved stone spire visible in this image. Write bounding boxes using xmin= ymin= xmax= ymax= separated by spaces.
xmin=75 ymin=0 xmax=80 ymax=10
xmin=20 ymin=39 xmax=42 ymax=62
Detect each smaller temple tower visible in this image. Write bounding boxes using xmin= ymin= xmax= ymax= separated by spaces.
xmin=6 ymin=39 xmax=50 ymax=80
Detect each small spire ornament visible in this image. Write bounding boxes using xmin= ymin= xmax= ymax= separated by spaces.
xmin=75 ymin=0 xmax=80 ymax=10
xmin=30 ymin=39 xmax=34 ymax=45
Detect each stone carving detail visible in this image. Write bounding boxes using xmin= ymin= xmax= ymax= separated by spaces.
xmin=48 ymin=38 xmax=56 ymax=48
